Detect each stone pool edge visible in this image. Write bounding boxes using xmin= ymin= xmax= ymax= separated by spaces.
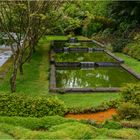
xmin=49 ymin=39 xmax=140 ymax=93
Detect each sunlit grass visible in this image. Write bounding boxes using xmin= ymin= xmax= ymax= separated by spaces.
xmin=115 ymin=53 xmax=140 ymax=74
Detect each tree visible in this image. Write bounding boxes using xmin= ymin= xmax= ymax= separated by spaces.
xmin=0 ymin=1 xmax=31 ymax=92
xmin=0 ymin=0 xmax=65 ymax=92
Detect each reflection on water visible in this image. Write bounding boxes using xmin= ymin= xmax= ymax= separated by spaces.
xmin=53 ymin=42 xmax=97 ymax=48
xmin=56 ymin=67 xmax=139 ymax=88
xmin=54 ymin=52 xmax=116 ymax=62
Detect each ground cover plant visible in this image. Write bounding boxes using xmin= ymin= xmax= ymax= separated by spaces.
xmin=0 ymin=116 xmax=140 ymax=139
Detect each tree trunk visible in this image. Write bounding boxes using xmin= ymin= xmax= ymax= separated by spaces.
xmin=19 ymin=63 xmax=23 ymax=75
xmin=33 ymin=46 xmax=36 ymax=53
xmin=19 ymin=53 xmax=24 ymax=75
xmin=10 ymin=55 xmax=19 ymax=93
xmin=27 ymin=46 xmax=34 ymax=63
xmin=10 ymin=48 xmax=20 ymax=93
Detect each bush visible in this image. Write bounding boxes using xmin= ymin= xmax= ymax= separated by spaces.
xmin=123 ymin=35 xmax=140 ymax=60
xmin=112 ymin=37 xmax=128 ymax=52
xmin=108 ymin=128 xmax=140 ymax=139
xmin=117 ymin=102 xmax=140 ymax=120
xmin=121 ymin=83 xmax=140 ymax=105
xmin=121 ymin=120 xmax=140 ymax=129
xmin=117 ymin=83 xmax=140 ymax=120
xmin=0 ymin=33 xmax=5 ymax=45
xmin=0 ymin=94 xmax=67 ymax=117
xmin=103 ymin=120 xmax=122 ymax=129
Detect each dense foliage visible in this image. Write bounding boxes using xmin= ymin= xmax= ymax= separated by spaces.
xmin=123 ymin=34 xmax=140 ymax=60
xmin=117 ymin=83 xmax=140 ymax=120
xmin=0 ymin=116 xmax=140 ymax=139
xmin=0 ymin=94 xmax=67 ymax=117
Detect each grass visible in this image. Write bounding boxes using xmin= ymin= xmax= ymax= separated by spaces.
xmin=0 ymin=131 xmax=14 ymax=139
xmin=116 ymin=53 xmax=140 ymax=74
xmin=0 ymin=116 xmax=140 ymax=140
xmin=57 ymin=93 xmax=118 ymax=108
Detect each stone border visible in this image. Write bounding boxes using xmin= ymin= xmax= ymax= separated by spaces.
xmin=56 ymin=87 xmax=120 ymax=92
xmin=49 ymin=63 xmax=140 ymax=93
xmin=104 ymin=50 xmax=124 ymax=63
xmin=92 ymin=40 xmax=105 ymax=48
xmin=121 ymin=64 xmax=140 ymax=80
xmin=49 ymin=64 xmax=56 ymax=92
xmin=49 ymin=64 xmax=121 ymax=93
xmin=52 ymin=40 xmax=124 ymax=64
xmin=49 ymin=39 xmax=140 ymax=93
xmin=55 ymin=62 xmax=121 ymax=68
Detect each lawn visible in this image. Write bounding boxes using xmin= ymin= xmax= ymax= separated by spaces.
xmin=0 ymin=35 xmax=130 ymax=109
xmin=115 ymin=53 xmax=140 ymax=74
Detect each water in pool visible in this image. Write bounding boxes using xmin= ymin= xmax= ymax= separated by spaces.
xmin=53 ymin=41 xmax=98 ymax=48
xmin=54 ymin=52 xmax=116 ymax=62
xmin=56 ymin=67 xmax=139 ymax=88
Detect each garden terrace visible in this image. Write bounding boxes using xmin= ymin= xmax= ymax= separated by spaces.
xmin=49 ymin=39 xmax=140 ymax=93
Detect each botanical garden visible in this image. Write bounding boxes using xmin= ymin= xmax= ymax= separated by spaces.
xmin=0 ymin=1 xmax=140 ymax=139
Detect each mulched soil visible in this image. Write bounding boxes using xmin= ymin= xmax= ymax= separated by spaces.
xmin=65 ymin=108 xmax=117 ymax=122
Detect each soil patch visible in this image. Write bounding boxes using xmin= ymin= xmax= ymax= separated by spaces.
xmin=65 ymin=108 xmax=116 ymax=122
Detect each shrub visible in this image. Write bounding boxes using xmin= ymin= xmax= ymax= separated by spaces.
xmin=0 ymin=33 xmax=5 ymax=45
xmin=117 ymin=83 xmax=140 ymax=120
xmin=103 ymin=120 xmax=122 ymax=129
xmin=121 ymin=120 xmax=140 ymax=129
xmin=0 ymin=94 xmax=67 ymax=117
xmin=107 ymin=128 xmax=140 ymax=139
xmin=121 ymin=83 xmax=140 ymax=105
xmin=112 ymin=37 xmax=128 ymax=52
xmin=117 ymin=102 xmax=140 ymax=120
xmin=123 ymin=37 xmax=140 ymax=60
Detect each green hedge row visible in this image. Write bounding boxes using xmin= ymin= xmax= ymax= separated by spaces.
xmin=0 ymin=94 xmax=67 ymax=117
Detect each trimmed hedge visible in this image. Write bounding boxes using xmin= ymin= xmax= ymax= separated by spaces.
xmin=0 ymin=94 xmax=67 ymax=117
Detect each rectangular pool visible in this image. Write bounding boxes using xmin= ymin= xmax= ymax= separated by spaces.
xmin=56 ymin=67 xmax=139 ymax=88
xmin=54 ymin=52 xmax=117 ymax=62
xmin=53 ymin=41 xmax=98 ymax=48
